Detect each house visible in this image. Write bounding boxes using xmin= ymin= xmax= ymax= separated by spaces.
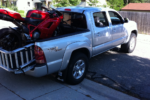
xmin=17 ymin=0 xmax=52 ymax=12
xmin=121 ymin=3 xmax=150 ymax=12
xmin=1 ymin=0 xmax=52 ymax=12
xmin=1 ymin=0 xmax=107 ymax=12
xmin=77 ymin=0 xmax=107 ymax=7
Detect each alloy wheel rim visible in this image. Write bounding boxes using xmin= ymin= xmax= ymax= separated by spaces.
xmin=73 ymin=59 xmax=85 ymax=79
xmin=130 ymin=37 xmax=136 ymax=50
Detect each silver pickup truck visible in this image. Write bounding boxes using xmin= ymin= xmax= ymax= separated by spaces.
xmin=0 ymin=7 xmax=138 ymax=85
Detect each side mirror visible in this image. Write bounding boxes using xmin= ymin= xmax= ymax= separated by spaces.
xmin=124 ymin=18 xmax=129 ymax=23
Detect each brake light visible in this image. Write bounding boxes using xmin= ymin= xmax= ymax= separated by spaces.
xmin=65 ymin=9 xmax=71 ymax=11
xmin=34 ymin=45 xmax=46 ymax=64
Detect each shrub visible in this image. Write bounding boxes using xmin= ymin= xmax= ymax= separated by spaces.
xmin=18 ymin=10 xmax=25 ymax=17
xmin=18 ymin=10 xmax=24 ymax=13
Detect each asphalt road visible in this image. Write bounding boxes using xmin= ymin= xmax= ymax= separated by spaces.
xmin=87 ymin=34 xmax=150 ymax=100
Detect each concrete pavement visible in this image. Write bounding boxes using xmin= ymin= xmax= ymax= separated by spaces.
xmin=0 ymin=68 xmax=139 ymax=100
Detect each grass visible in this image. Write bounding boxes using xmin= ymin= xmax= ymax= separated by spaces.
xmin=0 ymin=5 xmax=26 ymax=17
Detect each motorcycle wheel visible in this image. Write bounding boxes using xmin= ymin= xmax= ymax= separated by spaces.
xmin=0 ymin=28 xmax=22 ymax=51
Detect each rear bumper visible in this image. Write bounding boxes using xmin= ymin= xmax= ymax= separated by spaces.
xmin=25 ymin=64 xmax=48 ymax=77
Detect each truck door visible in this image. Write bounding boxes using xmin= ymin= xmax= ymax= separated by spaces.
xmin=108 ymin=11 xmax=126 ymax=45
xmin=92 ymin=12 xmax=112 ymax=46
xmin=92 ymin=11 xmax=112 ymax=55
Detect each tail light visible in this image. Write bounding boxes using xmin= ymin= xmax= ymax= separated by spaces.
xmin=34 ymin=45 xmax=46 ymax=64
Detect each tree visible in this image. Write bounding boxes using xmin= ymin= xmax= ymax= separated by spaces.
xmin=107 ymin=0 xmax=124 ymax=11
xmin=53 ymin=0 xmax=81 ymax=7
xmin=124 ymin=0 xmax=145 ymax=5
xmin=69 ymin=0 xmax=81 ymax=6
xmin=88 ymin=0 xmax=99 ymax=7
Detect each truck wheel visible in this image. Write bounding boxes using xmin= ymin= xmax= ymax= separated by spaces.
xmin=121 ymin=33 xmax=137 ymax=53
xmin=66 ymin=52 xmax=88 ymax=85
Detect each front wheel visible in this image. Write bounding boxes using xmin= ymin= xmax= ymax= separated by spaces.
xmin=66 ymin=52 xmax=88 ymax=85
xmin=121 ymin=33 xmax=137 ymax=53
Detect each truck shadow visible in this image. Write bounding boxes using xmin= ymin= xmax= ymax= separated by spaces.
xmin=88 ymin=47 xmax=150 ymax=100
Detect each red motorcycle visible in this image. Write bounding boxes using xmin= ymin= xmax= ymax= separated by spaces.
xmin=0 ymin=6 xmax=63 ymax=50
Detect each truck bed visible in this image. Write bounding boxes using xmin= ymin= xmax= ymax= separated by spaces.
xmin=0 ymin=43 xmax=35 ymax=73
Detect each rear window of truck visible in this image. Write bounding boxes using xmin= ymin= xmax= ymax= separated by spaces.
xmin=61 ymin=12 xmax=87 ymax=29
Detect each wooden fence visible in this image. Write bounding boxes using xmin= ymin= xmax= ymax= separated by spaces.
xmin=118 ymin=11 xmax=150 ymax=35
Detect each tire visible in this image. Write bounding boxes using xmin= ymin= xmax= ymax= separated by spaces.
xmin=0 ymin=28 xmax=22 ymax=50
xmin=66 ymin=52 xmax=88 ymax=85
xmin=121 ymin=33 xmax=137 ymax=53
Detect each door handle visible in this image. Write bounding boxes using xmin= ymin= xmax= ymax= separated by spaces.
xmin=96 ymin=32 xmax=100 ymax=36
xmin=113 ymin=29 xmax=116 ymax=32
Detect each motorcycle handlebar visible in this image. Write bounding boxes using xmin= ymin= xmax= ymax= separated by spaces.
xmin=41 ymin=6 xmax=50 ymax=11
xmin=41 ymin=6 xmax=62 ymax=17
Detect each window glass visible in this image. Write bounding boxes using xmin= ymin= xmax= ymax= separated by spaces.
xmin=63 ymin=13 xmax=72 ymax=25
xmin=61 ymin=12 xmax=87 ymax=29
xmin=93 ymin=12 xmax=109 ymax=27
xmin=109 ymin=11 xmax=123 ymax=25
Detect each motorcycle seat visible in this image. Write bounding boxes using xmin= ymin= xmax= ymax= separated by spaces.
xmin=24 ymin=18 xmax=43 ymax=26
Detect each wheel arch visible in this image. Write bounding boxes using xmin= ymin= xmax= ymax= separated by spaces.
xmin=131 ymin=30 xmax=138 ymax=37
xmin=60 ymin=42 xmax=92 ymax=71
xmin=124 ymin=29 xmax=138 ymax=44
xmin=71 ymin=48 xmax=90 ymax=59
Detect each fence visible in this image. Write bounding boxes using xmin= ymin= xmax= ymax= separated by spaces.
xmin=118 ymin=11 xmax=150 ymax=35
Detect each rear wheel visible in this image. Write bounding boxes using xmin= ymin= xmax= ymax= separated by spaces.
xmin=121 ymin=33 xmax=137 ymax=53
xmin=0 ymin=28 xmax=21 ymax=51
xmin=66 ymin=52 xmax=88 ymax=85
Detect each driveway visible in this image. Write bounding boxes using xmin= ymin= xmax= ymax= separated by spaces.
xmin=87 ymin=34 xmax=150 ymax=100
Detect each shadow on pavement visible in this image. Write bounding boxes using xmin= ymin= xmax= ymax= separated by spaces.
xmin=87 ymin=47 xmax=150 ymax=100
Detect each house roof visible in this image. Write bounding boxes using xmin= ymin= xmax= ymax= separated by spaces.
xmin=121 ymin=3 xmax=150 ymax=11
